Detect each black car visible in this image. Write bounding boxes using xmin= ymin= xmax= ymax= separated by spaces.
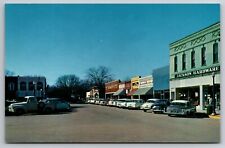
xmin=151 ymin=100 xmax=170 ymax=114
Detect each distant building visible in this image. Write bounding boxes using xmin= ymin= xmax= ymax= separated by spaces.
xmin=152 ymin=65 xmax=169 ymax=99
xmin=127 ymin=76 xmax=141 ymax=99
xmin=86 ymin=86 xmax=99 ymax=99
xmin=113 ymin=81 xmax=131 ymax=99
xmin=5 ymin=76 xmax=47 ymax=100
xmin=169 ymin=22 xmax=220 ymax=112
xmin=105 ymin=80 xmax=120 ymax=99
xmin=133 ymin=75 xmax=153 ymax=101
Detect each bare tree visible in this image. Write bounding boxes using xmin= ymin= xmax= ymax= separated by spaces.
xmin=86 ymin=66 xmax=113 ymax=98
xmin=56 ymin=74 xmax=80 ymax=88
xmin=54 ymin=75 xmax=81 ymax=100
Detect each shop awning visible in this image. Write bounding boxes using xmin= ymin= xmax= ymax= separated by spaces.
xmin=127 ymin=89 xmax=137 ymax=96
xmin=113 ymin=89 xmax=126 ymax=96
xmin=133 ymin=87 xmax=153 ymax=95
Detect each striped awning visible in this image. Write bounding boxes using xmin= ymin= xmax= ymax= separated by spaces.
xmin=133 ymin=87 xmax=153 ymax=95
xmin=113 ymin=89 xmax=126 ymax=96
xmin=127 ymin=89 xmax=137 ymax=96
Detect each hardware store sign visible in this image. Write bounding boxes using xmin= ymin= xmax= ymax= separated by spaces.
xmin=175 ymin=66 xmax=220 ymax=78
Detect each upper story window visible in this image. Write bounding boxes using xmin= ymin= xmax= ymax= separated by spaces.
xmin=28 ymin=82 xmax=34 ymax=91
xmin=8 ymin=82 xmax=15 ymax=91
xmin=37 ymin=82 xmax=43 ymax=90
xmin=182 ymin=53 xmax=186 ymax=70
xmin=213 ymin=42 xmax=219 ymax=63
xmin=20 ymin=82 xmax=26 ymax=91
xmin=201 ymin=47 xmax=206 ymax=66
xmin=174 ymin=56 xmax=178 ymax=72
xmin=191 ymin=50 xmax=195 ymax=68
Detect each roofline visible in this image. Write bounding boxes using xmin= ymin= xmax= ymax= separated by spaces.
xmin=169 ymin=21 xmax=220 ymax=46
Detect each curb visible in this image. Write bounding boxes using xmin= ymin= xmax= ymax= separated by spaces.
xmin=209 ymin=115 xmax=221 ymax=119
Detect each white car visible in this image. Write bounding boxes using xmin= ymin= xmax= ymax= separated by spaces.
xmin=120 ymin=99 xmax=132 ymax=108
xmin=99 ymin=99 xmax=107 ymax=105
xmin=107 ymin=99 xmax=115 ymax=106
xmin=116 ymin=99 xmax=131 ymax=108
xmin=126 ymin=99 xmax=144 ymax=109
xmin=89 ymin=99 xmax=96 ymax=104
xmin=140 ymin=98 xmax=165 ymax=112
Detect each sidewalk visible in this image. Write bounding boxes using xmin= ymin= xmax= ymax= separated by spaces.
xmin=209 ymin=114 xmax=221 ymax=119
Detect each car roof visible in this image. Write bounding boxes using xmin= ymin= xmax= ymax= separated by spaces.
xmin=172 ymin=100 xmax=189 ymax=103
xmin=46 ymin=98 xmax=63 ymax=101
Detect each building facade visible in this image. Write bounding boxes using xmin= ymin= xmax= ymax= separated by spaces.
xmin=169 ymin=22 xmax=220 ymax=112
xmin=5 ymin=76 xmax=47 ymax=100
xmin=153 ymin=65 xmax=169 ymax=99
xmin=133 ymin=75 xmax=153 ymax=101
xmin=113 ymin=81 xmax=131 ymax=99
xmin=127 ymin=76 xmax=141 ymax=99
xmin=105 ymin=80 xmax=120 ymax=99
xmin=86 ymin=86 xmax=99 ymax=99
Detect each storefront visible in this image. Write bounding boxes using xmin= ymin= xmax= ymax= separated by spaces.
xmin=113 ymin=81 xmax=131 ymax=99
xmin=127 ymin=76 xmax=140 ymax=99
xmin=152 ymin=65 xmax=170 ymax=99
xmin=105 ymin=80 xmax=120 ymax=99
xmin=133 ymin=75 xmax=153 ymax=101
xmin=169 ymin=22 xmax=220 ymax=112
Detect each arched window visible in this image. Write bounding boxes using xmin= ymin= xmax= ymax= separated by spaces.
xmin=213 ymin=42 xmax=219 ymax=63
xmin=20 ymin=82 xmax=26 ymax=91
xmin=174 ymin=56 xmax=177 ymax=72
xmin=29 ymin=82 xmax=34 ymax=91
xmin=37 ymin=82 xmax=43 ymax=90
xmin=201 ymin=46 xmax=206 ymax=66
xmin=191 ymin=50 xmax=195 ymax=68
xmin=182 ymin=53 xmax=186 ymax=70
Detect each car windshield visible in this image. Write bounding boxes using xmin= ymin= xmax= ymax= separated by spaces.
xmin=147 ymin=100 xmax=156 ymax=103
xmin=171 ymin=102 xmax=186 ymax=107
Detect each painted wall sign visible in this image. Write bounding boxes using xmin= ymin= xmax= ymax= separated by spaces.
xmin=175 ymin=66 xmax=220 ymax=78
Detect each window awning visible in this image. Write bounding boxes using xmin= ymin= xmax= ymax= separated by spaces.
xmin=127 ymin=89 xmax=137 ymax=96
xmin=113 ymin=89 xmax=126 ymax=96
xmin=133 ymin=87 xmax=153 ymax=95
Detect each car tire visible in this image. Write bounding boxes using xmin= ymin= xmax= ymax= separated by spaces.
xmin=143 ymin=109 xmax=147 ymax=112
xmin=16 ymin=109 xmax=25 ymax=116
xmin=168 ymin=114 xmax=171 ymax=117
xmin=45 ymin=108 xmax=52 ymax=114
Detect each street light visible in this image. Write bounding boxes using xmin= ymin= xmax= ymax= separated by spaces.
xmin=212 ymin=72 xmax=216 ymax=115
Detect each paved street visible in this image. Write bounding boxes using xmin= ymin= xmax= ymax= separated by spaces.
xmin=5 ymin=104 xmax=220 ymax=143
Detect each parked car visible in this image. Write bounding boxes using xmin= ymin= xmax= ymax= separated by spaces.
xmin=95 ymin=99 xmax=101 ymax=105
xmin=99 ymin=99 xmax=108 ymax=105
xmin=89 ymin=99 xmax=96 ymax=104
xmin=8 ymin=96 xmax=39 ymax=115
xmin=126 ymin=99 xmax=144 ymax=109
xmin=120 ymin=99 xmax=132 ymax=108
xmin=39 ymin=98 xmax=71 ymax=113
xmin=115 ymin=99 xmax=126 ymax=108
xmin=166 ymin=100 xmax=196 ymax=117
xmin=140 ymin=98 xmax=166 ymax=112
xmin=152 ymin=100 xmax=170 ymax=114
xmin=107 ymin=99 xmax=115 ymax=106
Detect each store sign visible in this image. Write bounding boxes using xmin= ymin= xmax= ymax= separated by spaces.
xmin=175 ymin=66 xmax=220 ymax=78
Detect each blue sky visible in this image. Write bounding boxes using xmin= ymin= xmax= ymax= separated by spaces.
xmin=5 ymin=4 xmax=220 ymax=85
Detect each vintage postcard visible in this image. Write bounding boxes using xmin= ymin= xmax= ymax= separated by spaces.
xmin=5 ymin=4 xmax=220 ymax=143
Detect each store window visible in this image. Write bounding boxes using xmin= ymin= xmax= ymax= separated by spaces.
xmin=37 ymin=82 xmax=43 ymax=90
xmin=29 ymin=82 xmax=34 ymax=90
xmin=20 ymin=82 xmax=26 ymax=91
xmin=182 ymin=53 xmax=186 ymax=70
xmin=174 ymin=56 xmax=177 ymax=72
xmin=201 ymin=47 xmax=206 ymax=66
xmin=191 ymin=50 xmax=195 ymax=68
xmin=213 ymin=42 xmax=219 ymax=63
xmin=8 ymin=82 xmax=15 ymax=91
